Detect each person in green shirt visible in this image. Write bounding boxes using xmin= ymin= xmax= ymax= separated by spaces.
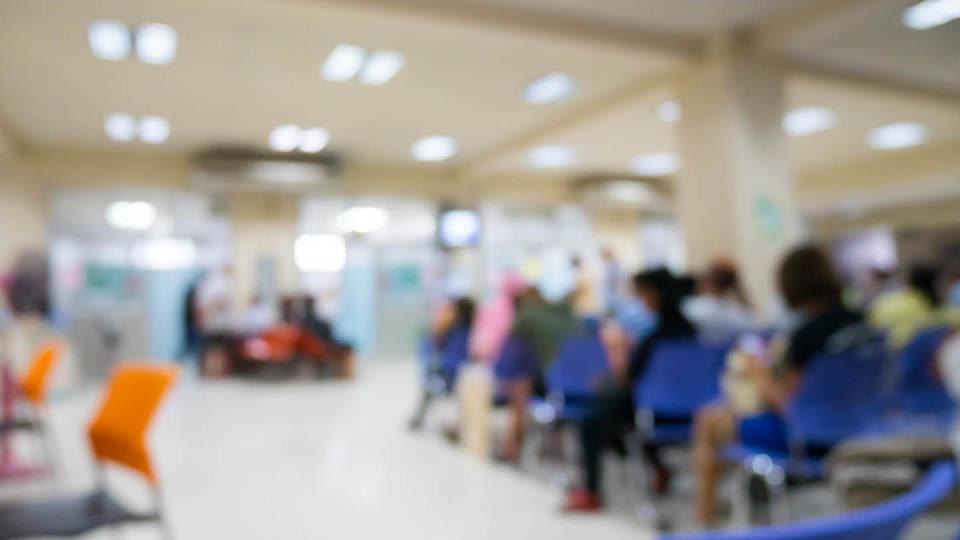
xmin=869 ymin=264 xmax=940 ymax=349
xmin=497 ymin=288 xmax=583 ymax=462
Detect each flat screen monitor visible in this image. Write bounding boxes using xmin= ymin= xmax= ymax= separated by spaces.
xmin=438 ymin=208 xmax=480 ymax=248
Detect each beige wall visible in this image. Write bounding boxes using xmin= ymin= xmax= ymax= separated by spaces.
xmin=228 ymin=192 xmax=300 ymax=305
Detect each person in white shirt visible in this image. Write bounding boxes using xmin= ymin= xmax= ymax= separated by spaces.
xmin=683 ymin=259 xmax=754 ymax=345
xmin=197 ymin=265 xmax=235 ymax=375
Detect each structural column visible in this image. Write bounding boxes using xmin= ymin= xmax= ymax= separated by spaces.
xmin=674 ymin=34 xmax=801 ymax=314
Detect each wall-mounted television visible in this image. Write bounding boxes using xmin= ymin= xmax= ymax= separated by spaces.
xmin=437 ymin=208 xmax=480 ymax=248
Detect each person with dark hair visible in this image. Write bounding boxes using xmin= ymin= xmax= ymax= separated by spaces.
xmin=869 ymin=263 xmax=940 ymax=348
xmin=692 ymin=244 xmax=866 ymax=526
xmin=302 ymin=295 xmax=355 ymax=378
xmin=683 ymin=259 xmax=754 ymax=345
xmin=563 ymin=267 xmax=696 ymax=511
xmin=497 ymin=289 xmax=582 ymax=462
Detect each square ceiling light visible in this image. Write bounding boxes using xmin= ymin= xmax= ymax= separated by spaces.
xmin=903 ymin=0 xmax=960 ymax=29
xmin=104 ymin=113 xmax=136 ymax=141
xmin=138 ymin=116 xmax=170 ymax=144
xmin=269 ymin=124 xmax=302 ymax=152
xmin=88 ymin=20 xmax=131 ymax=61
xmin=298 ymin=128 xmax=330 ymax=153
xmin=528 ymin=145 xmax=575 ymax=168
xmin=524 ymin=73 xmax=576 ymax=104
xmin=630 ymin=153 xmax=680 ymax=176
xmin=412 ymin=135 xmax=458 ymax=162
xmin=322 ymin=44 xmax=367 ymax=81
xmin=135 ymin=23 xmax=177 ymax=64
xmin=360 ymin=51 xmax=405 ymax=85
xmin=783 ymin=107 xmax=836 ymax=136
xmin=657 ymin=100 xmax=682 ymax=123
xmin=868 ymin=122 xmax=927 ymax=150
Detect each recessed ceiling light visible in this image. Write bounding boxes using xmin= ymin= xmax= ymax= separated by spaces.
xmin=104 ymin=113 xmax=136 ymax=141
xmin=269 ymin=124 xmax=301 ymax=152
xmin=630 ymin=153 xmax=680 ymax=176
xmin=135 ymin=23 xmax=177 ymax=65
xmin=867 ymin=122 xmax=927 ymax=150
xmin=783 ymin=107 xmax=836 ymax=136
xmin=298 ymin=127 xmax=330 ymax=153
xmin=524 ymin=73 xmax=576 ymax=104
xmin=322 ymin=44 xmax=367 ymax=82
xmin=528 ymin=145 xmax=575 ymax=168
xmin=88 ymin=20 xmax=131 ymax=61
xmin=337 ymin=206 xmax=389 ymax=234
xmin=657 ymin=100 xmax=682 ymax=123
xmin=412 ymin=135 xmax=458 ymax=162
xmin=606 ymin=181 xmax=657 ymax=205
xmin=138 ymin=116 xmax=170 ymax=144
xmin=903 ymin=0 xmax=960 ymax=29
xmin=360 ymin=51 xmax=405 ymax=85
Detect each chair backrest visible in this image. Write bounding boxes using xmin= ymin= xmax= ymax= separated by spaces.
xmin=659 ymin=460 xmax=957 ymax=540
xmin=87 ymin=363 xmax=179 ymax=484
xmin=891 ymin=325 xmax=954 ymax=415
xmin=19 ymin=341 xmax=64 ymax=405
xmin=439 ymin=326 xmax=471 ymax=375
xmin=787 ymin=341 xmax=889 ymax=447
xmin=546 ymin=336 xmax=609 ymax=398
xmin=634 ymin=340 xmax=726 ymax=417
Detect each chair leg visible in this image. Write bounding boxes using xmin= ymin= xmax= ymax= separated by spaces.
xmin=763 ymin=464 xmax=790 ymax=523
xmin=155 ymin=487 xmax=174 ymax=540
xmin=408 ymin=389 xmax=435 ymax=430
xmin=730 ymin=464 xmax=752 ymax=527
xmin=623 ymin=431 xmax=659 ymax=526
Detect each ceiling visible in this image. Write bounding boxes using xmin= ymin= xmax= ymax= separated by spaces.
xmin=0 ymin=0 xmax=958 ymax=207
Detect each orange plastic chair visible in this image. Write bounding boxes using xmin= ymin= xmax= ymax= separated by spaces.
xmin=18 ymin=341 xmax=63 ymax=405
xmin=0 ymin=362 xmax=179 ymax=539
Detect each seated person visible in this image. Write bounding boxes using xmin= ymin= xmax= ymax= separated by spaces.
xmin=236 ymin=294 xmax=276 ymax=336
xmin=565 ymin=268 xmax=695 ymax=511
xmin=301 ymin=295 xmax=356 ymax=378
xmin=870 ymin=263 xmax=941 ymax=349
xmin=496 ymin=288 xmax=582 ymax=463
xmin=683 ymin=259 xmax=755 ymax=345
xmin=692 ymin=244 xmax=866 ymax=527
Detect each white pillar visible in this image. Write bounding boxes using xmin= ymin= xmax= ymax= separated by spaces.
xmin=674 ymin=34 xmax=801 ymax=314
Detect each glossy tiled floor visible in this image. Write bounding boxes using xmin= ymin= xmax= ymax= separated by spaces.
xmin=2 ymin=361 xmax=652 ymax=539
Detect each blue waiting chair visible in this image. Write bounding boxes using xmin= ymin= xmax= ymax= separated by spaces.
xmin=659 ymin=460 xmax=957 ymax=540
xmin=724 ymin=339 xmax=891 ymax=522
xmin=887 ymin=325 xmax=955 ymax=418
xmin=633 ymin=341 xmax=728 ymax=444
xmin=409 ymin=326 xmax=471 ymax=429
xmin=530 ymin=335 xmax=610 ymax=424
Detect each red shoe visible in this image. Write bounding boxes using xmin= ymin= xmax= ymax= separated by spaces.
xmin=562 ymin=487 xmax=603 ymax=512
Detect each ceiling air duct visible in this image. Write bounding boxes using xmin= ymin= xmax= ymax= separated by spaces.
xmin=191 ymin=147 xmax=342 ymax=192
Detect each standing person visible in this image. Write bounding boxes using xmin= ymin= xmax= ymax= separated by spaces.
xmin=683 ymin=259 xmax=755 ymax=345
xmin=564 ymin=268 xmax=696 ymax=511
xmin=497 ymin=289 xmax=582 ymax=462
xmin=180 ymin=279 xmax=202 ymax=363
xmin=571 ymin=256 xmax=601 ymax=317
xmin=197 ymin=265 xmax=235 ymax=376
xmin=870 ymin=263 xmax=940 ymax=349
xmin=691 ymin=245 xmax=867 ymax=527
xmin=601 ymin=248 xmax=622 ymax=315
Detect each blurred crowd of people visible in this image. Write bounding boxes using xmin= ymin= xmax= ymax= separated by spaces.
xmin=418 ymin=243 xmax=960 ymax=526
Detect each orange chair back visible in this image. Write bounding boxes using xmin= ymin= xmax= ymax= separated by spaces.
xmin=87 ymin=363 xmax=179 ymax=484
xmin=19 ymin=341 xmax=64 ymax=405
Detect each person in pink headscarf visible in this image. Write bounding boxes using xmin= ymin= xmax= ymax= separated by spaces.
xmin=469 ymin=272 xmax=527 ymax=364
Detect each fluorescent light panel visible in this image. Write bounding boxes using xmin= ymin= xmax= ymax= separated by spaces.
xmin=528 ymin=145 xmax=575 ymax=168
xmin=657 ymin=100 xmax=682 ymax=123
xmin=322 ymin=44 xmax=367 ymax=81
xmin=269 ymin=124 xmax=302 ymax=152
xmin=104 ymin=113 xmax=136 ymax=141
xmin=135 ymin=23 xmax=177 ymax=64
xmin=89 ymin=20 xmax=131 ymax=61
xmin=903 ymin=0 xmax=960 ymax=29
xmin=631 ymin=153 xmax=680 ymax=176
xmin=360 ymin=51 xmax=405 ymax=85
xmin=868 ymin=122 xmax=927 ymax=150
xmin=138 ymin=116 xmax=170 ymax=144
xmin=783 ymin=107 xmax=836 ymax=136
xmin=525 ymin=73 xmax=575 ymax=104
xmin=412 ymin=136 xmax=458 ymax=162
